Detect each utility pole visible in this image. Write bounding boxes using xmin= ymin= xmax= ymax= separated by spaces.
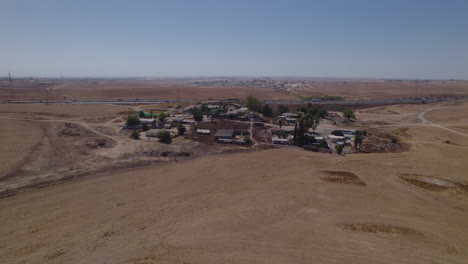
xmin=8 ymin=72 xmax=15 ymax=102
xmin=45 ymin=88 xmax=49 ymax=104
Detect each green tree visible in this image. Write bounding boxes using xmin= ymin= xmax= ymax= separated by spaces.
xmin=331 ymin=130 xmax=344 ymax=136
xmin=318 ymin=108 xmax=328 ymax=118
xmin=200 ymin=103 xmax=209 ymax=112
xmin=212 ymin=109 xmax=222 ymax=119
xmin=278 ymin=119 xmax=283 ymax=129
xmin=343 ymin=109 xmax=355 ymax=119
xmin=293 ymin=121 xmax=298 ymax=144
xmin=157 ymin=130 xmax=172 ymax=143
xmin=293 ymin=119 xmax=306 ymax=146
xmin=245 ymin=95 xmax=262 ymax=112
xmin=296 ymin=103 xmax=325 ymax=133
xmin=354 ymin=134 xmax=363 ymax=149
xmin=159 ymin=112 xmax=167 ymax=122
xmin=335 ymin=144 xmax=344 ymax=155
xmin=126 ymin=115 xmax=140 ymax=126
xmin=142 ymin=123 xmax=150 ymax=131
xmin=261 ymin=104 xmax=273 ymax=117
xmin=277 ymin=104 xmax=289 ymax=114
xmin=177 ymin=124 xmax=186 ymax=135
xmin=357 ymin=130 xmax=367 ymax=136
xmin=138 ymin=110 xmax=145 ymax=118
xmin=130 ymin=131 xmax=140 ymax=139
xmin=193 ymin=110 xmax=203 ymax=122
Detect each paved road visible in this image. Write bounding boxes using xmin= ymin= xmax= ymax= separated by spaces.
xmin=2 ymin=96 xmax=467 ymax=106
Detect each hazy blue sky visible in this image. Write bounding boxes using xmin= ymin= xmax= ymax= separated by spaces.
xmin=2 ymin=0 xmax=468 ymax=79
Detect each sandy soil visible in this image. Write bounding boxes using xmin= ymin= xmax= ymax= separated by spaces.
xmin=0 ymin=100 xmax=468 ymax=263
xmin=424 ymin=106 xmax=468 ymax=124
xmin=0 ymin=104 xmax=255 ymax=195
xmin=1 ymin=144 xmax=467 ymax=264
xmin=0 ymin=120 xmax=43 ymax=179
xmin=0 ymin=103 xmax=130 ymax=120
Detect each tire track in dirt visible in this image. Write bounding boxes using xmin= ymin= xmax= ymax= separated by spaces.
xmin=0 ymin=116 xmax=117 ymax=143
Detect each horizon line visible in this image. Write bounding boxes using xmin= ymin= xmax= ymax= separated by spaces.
xmin=1 ymin=75 xmax=464 ymax=81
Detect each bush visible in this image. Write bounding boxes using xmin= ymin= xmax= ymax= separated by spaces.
xmin=157 ymin=130 xmax=172 ymax=143
xmin=355 ymin=130 xmax=367 ymax=137
xmin=391 ymin=138 xmax=398 ymax=143
xmin=318 ymin=140 xmax=329 ymax=149
xmin=228 ymin=113 xmax=238 ymax=119
xmin=335 ymin=144 xmax=344 ymax=155
xmin=126 ymin=115 xmax=140 ymax=126
xmin=244 ymin=136 xmax=253 ymax=145
xmin=142 ymin=123 xmax=149 ymax=131
xmin=343 ymin=109 xmax=355 ymax=119
xmin=138 ymin=110 xmax=145 ymax=118
xmin=130 ymin=131 xmax=140 ymax=140
xmin=331 ymin=130 xmax=344 ymax=136
xmin=304 ymin=135 xmax=317 ymax=144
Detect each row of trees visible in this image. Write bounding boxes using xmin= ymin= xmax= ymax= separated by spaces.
xmin=292 ymin=103 xmax=329 ymax=146
xmin=127 ymin=112 xmax=168 ymax=127
xmin=245 ymin=95 xmax=293 ymax=118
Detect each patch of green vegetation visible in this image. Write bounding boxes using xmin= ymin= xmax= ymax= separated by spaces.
xmin=300 ymin=95 xmax=344 ymax=101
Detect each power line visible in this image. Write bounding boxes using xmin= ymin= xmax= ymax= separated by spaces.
xmin=8 ymin=72 xmax=16 ymax=102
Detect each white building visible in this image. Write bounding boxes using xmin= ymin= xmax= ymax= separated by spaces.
xmin=196 ymin=129 xmax=210 ymax=135
xmin=327 ymin=135 xmax=345 ymax=143
xmin=272 ymin=137 xmax=290 ymax=145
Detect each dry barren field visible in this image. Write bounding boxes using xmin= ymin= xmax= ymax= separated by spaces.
xmin=2 ymin=79 xmax=468 ymax=101
xmin=0 ymin=101 xmax=468 ymax=263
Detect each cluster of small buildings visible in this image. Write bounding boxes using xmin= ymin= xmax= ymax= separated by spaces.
xmin=139 ymin=114 xmax=196 ymax=137
xmin=125 ymin=100 xmax=359 ymax=155
xmin=196 ymin=128 xmax=250 ymax=145
xmin=327 ymin=129 xmax=356 ymax=147
xmin=277 ymin=113 xmax=299 ymax=124
xmin=271 ymin=128 xmax=356 ymax=151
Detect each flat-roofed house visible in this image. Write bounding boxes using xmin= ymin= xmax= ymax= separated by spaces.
xmin=215 ymin=129 xmax=234 ymax=140
xmin=196 ymin=129 xmax=211 ymax=135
